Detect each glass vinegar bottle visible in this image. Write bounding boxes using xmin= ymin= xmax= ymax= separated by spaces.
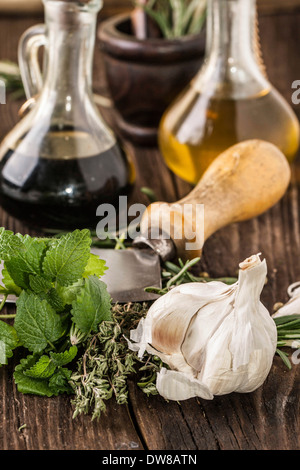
xmin=0 ymin=0 xmax=134 ymax=230
xmin=159 ymin=0 xmax=300 ymax=184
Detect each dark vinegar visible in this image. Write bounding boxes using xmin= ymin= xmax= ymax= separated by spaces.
xmin=0 ymin=142 xmax=133 ymax=231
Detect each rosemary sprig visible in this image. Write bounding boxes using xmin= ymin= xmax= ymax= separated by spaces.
xmin=274 ymin=314 xmax=300 ymax=369
xmin=146 ymin=257 xmax=237 ymax=295
xmin=137 ymin=0 xmax=207 ymax=38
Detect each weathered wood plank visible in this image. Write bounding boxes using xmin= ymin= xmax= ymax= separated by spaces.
xmin=0 ymin=354 xmax=145 ymax=450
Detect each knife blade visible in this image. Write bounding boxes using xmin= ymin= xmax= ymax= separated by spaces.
xmin=0 ymin=247 xmax=163 ymax=305
xmin=91 ymin=247 xmax=162 ymax=302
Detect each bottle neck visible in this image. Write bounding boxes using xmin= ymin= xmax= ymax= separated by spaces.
xmin=207 ymin=0 xmax=255 ymax=63
xmin=43 ymin=2 xmax=96 ymax=95
xmin=194 ymin=0 xmax=269 ymax=99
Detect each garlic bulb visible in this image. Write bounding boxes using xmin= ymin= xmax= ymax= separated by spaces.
xmin=129 ymin=254 xmax=277 ymax=401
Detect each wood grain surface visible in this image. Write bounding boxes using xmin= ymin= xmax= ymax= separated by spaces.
xmin=0 ymin=4 xmax=299 ymax=451
xmin=1 ymin=0 xmax=299 ymax=17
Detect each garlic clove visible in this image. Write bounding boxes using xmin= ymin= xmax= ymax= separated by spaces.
xmin=272 ymin=281 xmax=300 ymax=318
xmin=156 ymin=368 xmax=213 ymax=401
xmin=198 ymin=256 xmax=277 ymax=395
xmin=236 ymin=348 xmax=276 ymax=393
xmin=151 ymin=281 xmax=238 ymax=356
xmin=131 ymin=280 xmax=236 ymax=359
xmin=181 ymin=294 xmax=235 ymax=372
xmin=229 ymin=257 xmax=277 ymax=371
xmin=130 ymin=291 xmax=202 ymax=357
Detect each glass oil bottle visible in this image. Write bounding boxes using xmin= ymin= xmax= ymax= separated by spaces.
xmin=159 ymin=0 xmax=300 ymax=184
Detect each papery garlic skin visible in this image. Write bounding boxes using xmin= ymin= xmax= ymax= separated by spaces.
xmin=200 ymin=256 xmax=277 ymax=395
xmin=129 ymin=254 xmax=277 ymax=401
xmin=272 ymin=281 xmax=300 ymax=319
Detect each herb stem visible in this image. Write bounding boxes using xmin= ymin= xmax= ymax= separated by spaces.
xmin=0 ymin=313 xmax=16 ymax=319
xmin=0 ymin=295 xmax=8 ymax=312
xmin=166 ymin=257 xmax=201 ymax=288
xmin=47 ymin=341 xmax=56 ymax=351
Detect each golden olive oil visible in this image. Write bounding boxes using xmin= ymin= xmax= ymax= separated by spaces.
xmin=159 ymin=87 xmax=300 ymax=185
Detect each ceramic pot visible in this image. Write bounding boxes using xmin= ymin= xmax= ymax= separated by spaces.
xmin=98 ymin=14 xmax=205 ymax=145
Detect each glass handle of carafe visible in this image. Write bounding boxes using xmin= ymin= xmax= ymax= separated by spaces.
xmin=18 ymin=24 xmax=47 ymax=101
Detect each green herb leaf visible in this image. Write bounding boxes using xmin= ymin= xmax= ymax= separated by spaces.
xmin=14 ymin=355 xmax=55 ymax=397
xmin=141 ymin=0 xmax=206 ymax=38
xmin=56 ymin=279 xmax=84 ymax=305
xmin=50 ymin=345 xmax=78 ymax=367
xmin=71 ymin=276 xmax=112 ymax=334
xmin=83 ymin=253 xmax=107 ymax=279
xmin=276 ymin=348 xmax=292 ymax=370
xmin=0 ymin=320 xmax=20 ymax=365
xmin=28 ymin=274 xmax=65 ymax=311
xmin=24 ymin=355 xmax=57 ymax=379
xmin=5 ymin=235 xmax=47 ymax=290
xmin=1 ymin=267 xmax=22 ymax=296
xmin=274 ymin=314 xmax=300 ymax=327
xmin=29 ymin=274 xmax=52 ymax=294
xmin=24 ymin=346 xmax=77 ymax=379
xmin=49 ymin=368 xmax=73 ymax=395
xmin=70 ymin=302 xmax=152 ymax=420
xmin=42 ymin=229 xmax=91 ymax=286
xmin=38 ymin=288 xmax=65 ymax=313
xmin=14 ymin=291 xmax=64 ymax=353
xmin=0 ymin=228 xmax=25 ymax=260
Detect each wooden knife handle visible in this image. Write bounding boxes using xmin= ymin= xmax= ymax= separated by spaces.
xmin=140 ymin=140 xmax=291 ymax=260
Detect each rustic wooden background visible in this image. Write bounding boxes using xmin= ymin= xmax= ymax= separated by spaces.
xmin=1 ymin=0 xmax=300 ymax=16
xmin=0 ymin=0 xmax=299 ymax=451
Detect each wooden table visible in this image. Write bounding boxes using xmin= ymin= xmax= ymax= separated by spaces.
xmin=0 ymin=5 xmax=299 ymax=451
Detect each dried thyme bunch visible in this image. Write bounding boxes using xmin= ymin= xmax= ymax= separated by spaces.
xmin=70 ymin=302 xmax=162 ymax=420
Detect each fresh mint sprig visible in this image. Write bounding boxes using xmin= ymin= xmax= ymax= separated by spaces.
xmin=0 ymin=228 xmax=111 ymax=397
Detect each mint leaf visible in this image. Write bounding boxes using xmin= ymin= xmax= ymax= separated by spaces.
xmin=50 ymin=346 xmax=78 ymax=367
xmin=1 ymin=266 xmax=22 ymax=296
xmin=28 ymin=275 xmax=65 ymax=312
xmin=24 ymin=355 xmax=57 ymax=379
xmin=42 ymin=229 xmax=91 ymax=286
xmin=49 ymin=368 xmax=73 ymax=395
xmin=23 ymin=346 xmax=78 ymax=380
xmin=15 ymin=354 xmax=74 ymax=397
xmin=5 ymin=235 xmax=47 ymax=289
xmin=56 ymin=279 xmax=84 ymax=306
xmin=71 ymin=276 xmax=112 ymax=334
xmin=0 ymin=228 xmax=25 ymax=260
xmin=40 ymin=288 xmax=65 ymax=312
xmin=29 ymin=274 xmax=52 ymax=294
xmin=14 ymin=355 xmax=55 ymax=397
xmin=0 ymin=320 xmax=20 ymax=365
xmin=83 ymin=253 xmax=107 ymax=279
xmin=15 ymin=291 xmax=64 ymax=353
